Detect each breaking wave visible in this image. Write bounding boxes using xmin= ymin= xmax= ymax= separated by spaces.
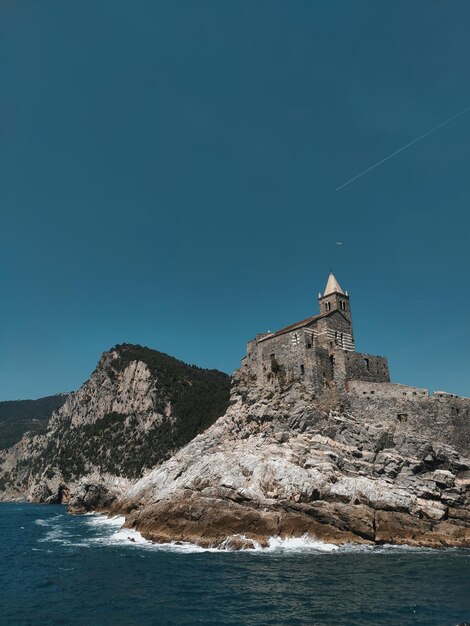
xmin=80 ymin=515 xmax=440 ymax=554
xmin=33 ymin=512 xmax=446 ymax=555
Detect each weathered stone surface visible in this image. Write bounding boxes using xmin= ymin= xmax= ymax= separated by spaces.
xmin=0 ymin=345 xmax=229 ymax=504
xmin=2 ymin=340 xmax=469 ymax=550
xmin=123 ymin=493 xmax=369 ymax=549
xmin=113 ymin=367 xmax=470 ymax=549
xmin=375 ymin=510 xmax=470 ymax=548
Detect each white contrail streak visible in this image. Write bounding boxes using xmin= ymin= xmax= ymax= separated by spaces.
xmin=334 ymin=105 xmax=470 ymax=191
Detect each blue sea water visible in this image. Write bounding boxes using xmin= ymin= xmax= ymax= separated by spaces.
xmin=1 ymin=503 xmax=469 ymax=626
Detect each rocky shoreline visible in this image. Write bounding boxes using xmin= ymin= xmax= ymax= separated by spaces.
xmin=100 ymin=370 xmax=470 ymax=550
xmin=2 ymin=347 xmax=469 ymax=550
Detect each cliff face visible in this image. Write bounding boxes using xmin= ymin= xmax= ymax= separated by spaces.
xmin=0 ymin=344 xmax=230 ymax=509
xmin=115 ymin=367 xmax=470 ymax=549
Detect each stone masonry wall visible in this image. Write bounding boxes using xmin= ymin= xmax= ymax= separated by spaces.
xmin=346 ymin=381 xmax=470 ymax=453
xmin=344 ymin=353 xmax=390 ymax=384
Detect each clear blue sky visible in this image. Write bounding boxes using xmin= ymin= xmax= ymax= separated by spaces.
xmin=1 ymin=1 xmax=469 ymax=400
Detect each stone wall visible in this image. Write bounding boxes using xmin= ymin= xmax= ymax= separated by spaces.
xmin=345 ymin=380 xmax=470 ymax=453
xmin=255 ymin=329 xmax=320 ymax=389
xmin=348 ymin=381 xmax=428 ymax=399
xmin=241 ymin=309 xmax=390 ymax=393
xmin=344 ymin=353 xmax=390 ymax=384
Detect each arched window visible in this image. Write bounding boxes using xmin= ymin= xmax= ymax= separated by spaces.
xmin=364 ymin=358 xmax=370 ymax=371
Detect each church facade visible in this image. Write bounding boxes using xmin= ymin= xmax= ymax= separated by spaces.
xmin=241 ymin=272 xmax=390 ymax=392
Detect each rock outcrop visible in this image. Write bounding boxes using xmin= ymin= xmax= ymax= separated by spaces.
xmin=2 ymin=342 xmax=469 ymax=549
xmin=114 ymin=367 xmax=470 ymax=549
xmin=0 ymin=344 xmax=230 ymax=508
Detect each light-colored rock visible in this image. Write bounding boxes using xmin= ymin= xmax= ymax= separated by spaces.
xmin=113 ymin=368 xmax=470 ymax=549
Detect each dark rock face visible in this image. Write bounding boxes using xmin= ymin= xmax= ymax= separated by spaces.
xmin=0 ymin=344 xmax=230 ymax=504
xmin=114 ymin=368 xmax=470 ymax=549
xmin=124 ymin=493 xmax=370 ymax=550
xmin=68 ymin=481 xmax=121 ymax=514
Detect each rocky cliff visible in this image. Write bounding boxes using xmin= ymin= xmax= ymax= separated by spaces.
xmin=113 ymin=366 xmax=470 ymax=549
xmin=0 ymin=344 xmax=230 ymax=508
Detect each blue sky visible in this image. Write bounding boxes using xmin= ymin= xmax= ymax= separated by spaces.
xmin=1 ymin=1 xmax=469 ymax=400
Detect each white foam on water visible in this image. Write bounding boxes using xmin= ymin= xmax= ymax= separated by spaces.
xmin=91 ymin=525 xmax=214 ymax=553
xmin=80 ymin=514 xmax=445 ymax=554
xmin=85 ymin=514 xmax=126 ymax=528
xmin=91 ymin=529 xmax=341 ymax=554
xmin=264 ymin=534 xmax=340 ymax=553
xmin=35 ymin=514 xmax=63 ymax=527
xmin=38 ymin=511 xmax=454 ymax=555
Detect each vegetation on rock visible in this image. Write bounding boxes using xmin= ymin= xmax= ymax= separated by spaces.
xmin=0 ymin=394 xmax=67 ymax=450
xmin=0 ymin=344 xmax=231 ymax=499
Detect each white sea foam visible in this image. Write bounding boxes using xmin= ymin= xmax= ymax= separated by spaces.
xmin=86 ymin=515 xmax=126 ymax=528
xmin=264 ymin=534 xmax=339 ymax=552
xmin=38 ymin=511 xmax=448 ymax=555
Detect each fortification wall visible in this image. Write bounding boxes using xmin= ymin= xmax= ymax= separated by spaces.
xmin=344 ymin=353 xmax=390 ymax=383
xmin=348 ymin=380 xmax=422 ymax=400
xmin=345 ymin=381 xmax=470 ymax=453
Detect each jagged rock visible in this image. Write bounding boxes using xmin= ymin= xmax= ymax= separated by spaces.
xmin=433 ymin=469 xmax=455 ymax=488
xmin=68 ymin=475 xmax=131 ymax=513
xmin=112 ymin=368 xmax=470 ymax=549
xmin=375 ymin=510 xmax=470 ymax=548
xmin=0 ymin=344 xmax=230 ymax=505
xmin=2 ymin=343 xmax=470 ymax=550
xmin=123 ymin=492 xmax=369 ymax=549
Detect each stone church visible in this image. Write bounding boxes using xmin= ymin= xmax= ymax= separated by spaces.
xmin=242 ymin=272 xmax=389 ymax=391
xmin=242 ymin=272 xmax=470 ymax=425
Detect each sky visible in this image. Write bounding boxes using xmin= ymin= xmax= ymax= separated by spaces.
xmin=1 ymin=1 xmax=469 ymax=400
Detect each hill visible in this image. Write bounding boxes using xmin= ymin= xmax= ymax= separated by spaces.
xmin=0 ymin=394 xmax=67 ymax=450
xmin=0 ymin=344 xmax=231 ymax=507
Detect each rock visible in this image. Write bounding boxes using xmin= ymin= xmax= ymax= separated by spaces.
xmin=0 ymin=344 xmax=230 ymax=506
xmin=112 ymin=367 xmax=470 ymax=549
xmin=125 ymin=493 xmax=370 ymax=549
xmin=433 ymin=469 xmax=455 ymax=488
xmin=3 ymin=343 xmax=470 ymax=550
xmin=410 ymin=498 xmax=447 ymax=521
xmin=375 ymin=510 xmax=470 ymax=548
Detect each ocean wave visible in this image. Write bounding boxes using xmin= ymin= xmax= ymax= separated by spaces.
xmin=45 ymin=512 xmax=457 ymax=555
xmin=85 ymin=515 xmax=126 ymax=528
xmin=264 ymin=534 xmax=340 ymax=552
xmin=34 ymin=518 xmax=49 ymax=527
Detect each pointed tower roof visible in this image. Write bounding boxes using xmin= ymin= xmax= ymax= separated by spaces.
xmin=323 ymin=272 xmax=345 ymax=296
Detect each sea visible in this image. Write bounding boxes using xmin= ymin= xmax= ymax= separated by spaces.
xmin=1 ymin=503 xmax=469 ymax=626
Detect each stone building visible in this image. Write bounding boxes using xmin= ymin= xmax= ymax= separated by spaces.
xmin=241 ymin=272 xmax=390 ymax=391
xmin=241 ymin=272 xmax=470 ymax=420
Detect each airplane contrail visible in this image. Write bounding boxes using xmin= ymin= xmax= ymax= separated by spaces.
xmin=334 ymin=105 xmax=470 ymax=191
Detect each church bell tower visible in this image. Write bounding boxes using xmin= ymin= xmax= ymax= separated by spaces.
xmin=317 ymin=272 xmax=351 ymax=322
